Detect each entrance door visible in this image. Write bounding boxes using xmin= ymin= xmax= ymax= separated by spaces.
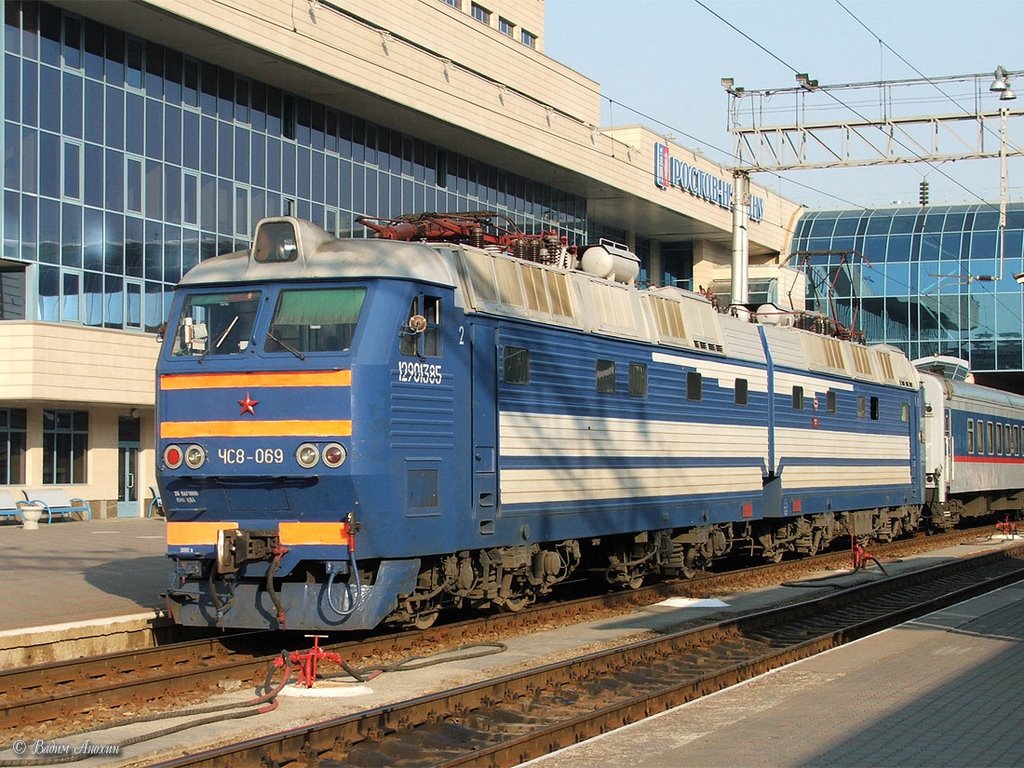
xmin=117 ymin=416 xmax=141 ymax=517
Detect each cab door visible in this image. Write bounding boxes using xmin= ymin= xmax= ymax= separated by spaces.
xmin=469 ymin=322 xmax=497 ymax=531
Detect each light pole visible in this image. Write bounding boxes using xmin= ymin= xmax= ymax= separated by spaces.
xmin=989 ymin=66 xmax=1015 ymax=281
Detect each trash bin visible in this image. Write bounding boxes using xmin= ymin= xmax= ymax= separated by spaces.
xmin=18 ymin=503 xmax=45 ymax=530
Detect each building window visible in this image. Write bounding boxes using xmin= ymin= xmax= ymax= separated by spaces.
xmin=521 ymin=29 xmax=537 ymax=48
xmin=0 ymin=270 xmax=27 ymax=320
xmin=629 ymin=363 xmax=648 ymax=398
xmin=687 ymin=371 xmax=702 ymax=401
xmin=441 ymin=0 xmax=461 ymax=8
xmin=183 ymin=171 xmax=199 ymax=225
xmin=62 ymin=270 xmax=82 ymax=323
xmin=43 ymin=409 xmax=89 ymax=485
xmin=0 ymin=409 xmax=27 ymax=484
xmin=234 ymin=185 xmax=249 ymax=236
xmin=499 ymin=17 xmax=515 ymax=37
xmin=63 ymin=140 xmax=82 ymax=200
xmin=596 ymin=359 xmax=616 ymax=394
xmin=126 ymin=37 xmax=144 ymax=90
xmin=735 ymin=378 xmax=748 ymax=406
xmin=126 ymin=156 xmax=143 ymax=213
xmin=504 ymin=346 xmax=529 ymax=384
xmin=471 ymin=3 xmax=491 ymax=24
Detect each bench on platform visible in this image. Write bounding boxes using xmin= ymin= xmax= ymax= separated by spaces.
xmin=0 ymin=489 xmax=24 ymax=521
xmin=147 ymin=485 xmax=164 ymax=518
xmin=21 ymin=489 xmax=92 ymax=524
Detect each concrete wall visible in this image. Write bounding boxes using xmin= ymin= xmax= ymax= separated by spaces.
xmin=0 ymin=323 xmax=158 ymax=405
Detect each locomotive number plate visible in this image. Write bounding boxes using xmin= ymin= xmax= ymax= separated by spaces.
xmin=397 ymin=360 xmax=443 ymax=384
xmin=218 ymin=447 xmax=285 ymax=465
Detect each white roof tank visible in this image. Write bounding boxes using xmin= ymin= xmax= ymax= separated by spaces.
xmin=579 ymin=239 xmax=640 ymax=284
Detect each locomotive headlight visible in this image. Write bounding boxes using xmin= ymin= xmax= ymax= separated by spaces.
xmin=296 ymin=442 xmax=320 ymax=468
xmin=184 ymin=444 xmax=207 ymax=469
xmin=323 ymin=442 xmax=347 ymax=468
xmin=163 ymin=444 xmax=184 ymax=469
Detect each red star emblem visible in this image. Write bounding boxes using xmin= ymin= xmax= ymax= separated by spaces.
xmin=238 ymin=392 xmax=259 ymax=416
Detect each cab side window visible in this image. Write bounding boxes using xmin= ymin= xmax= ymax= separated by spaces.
xmin=402 ymin=295 xmax=442 ymax=357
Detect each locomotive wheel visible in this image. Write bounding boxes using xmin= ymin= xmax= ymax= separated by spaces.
xmin=808 ymin=530 xmax=823 ymax=556
xmin=627 ymin=574 xmax=644 ymax=590
xmin=412 ymin=611 xmax=439 ymax=630
xmin=500 ymin=594 xmax=530 ymax=613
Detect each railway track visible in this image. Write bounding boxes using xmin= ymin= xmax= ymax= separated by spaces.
xmin=0 ymin=528 xmax=1007 ymax=741
xmin=151 ymin=542 xmax=1024 ymax=768
xmin=0 ymin=573 xmax=729 ymax=737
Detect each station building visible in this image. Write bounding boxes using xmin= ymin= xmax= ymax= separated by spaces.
xmin=792 ymin=204 xmax=1024 ymax=393
xmin=0 ymin=0 xmax=803 ymax=517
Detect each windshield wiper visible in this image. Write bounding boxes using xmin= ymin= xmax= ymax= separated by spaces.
xmin=200 ymin=315 xmax=240 ymax=363
xmin=266 ymin=328 xmax=305 ymax=360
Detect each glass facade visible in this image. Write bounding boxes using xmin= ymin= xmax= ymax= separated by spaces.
xmin=2 ymin=1 xmax=587 ymax=334
xmin=792 ymin=204 xmax=1024 ymax=373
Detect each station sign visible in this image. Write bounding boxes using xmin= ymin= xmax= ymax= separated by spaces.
xmin=654 ymin=142 xmax=764 ymax=222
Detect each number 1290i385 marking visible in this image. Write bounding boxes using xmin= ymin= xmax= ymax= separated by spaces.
xmin=397 ymin=360 xmax=443 ymax=384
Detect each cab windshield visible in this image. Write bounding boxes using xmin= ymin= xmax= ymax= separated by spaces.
xmin=171 ymin=291 xmax=261 ymax=357
xmin=264 ymin=287 xmax=366 ymax=355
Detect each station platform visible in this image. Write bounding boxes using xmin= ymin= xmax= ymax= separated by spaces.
xmin=0 ymin=517 xmax=168 ymax=667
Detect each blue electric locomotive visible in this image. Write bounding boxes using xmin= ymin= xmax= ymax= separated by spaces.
xmin=159 ymin=214 xmax=943 ymax=632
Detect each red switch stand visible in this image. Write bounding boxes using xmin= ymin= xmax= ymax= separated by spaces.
xmin=274 ymin=634 xmax=343 ymax=688
xmin=995 ymin=516 xmax=1019 ymax=538
xmin=850 ymin=534 xmax=888 ymax=575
